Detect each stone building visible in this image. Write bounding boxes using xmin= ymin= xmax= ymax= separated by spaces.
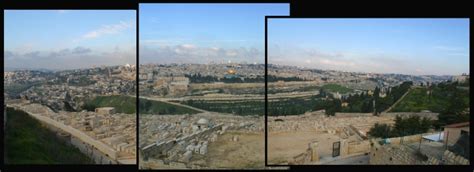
xmin=95 ymin=107 xmax=116 ymax=115
xmin=444 ymin=122 xmax=469 ymax=146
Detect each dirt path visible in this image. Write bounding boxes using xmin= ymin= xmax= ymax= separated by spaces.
xmin=383 ymin=87 xmax=412 ymax=113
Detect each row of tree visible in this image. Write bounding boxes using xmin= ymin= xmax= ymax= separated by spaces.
xmin=185 ymin=99 xmax=264 ymax=116
xmin=368 ymin=80 xmax=470 ymax=138
xmin=435 ymin=81 xmax=470 ymax=128
xmin=368 ymin=115 xmax=433 ymax=138
xmin=320 ymin=81 xmax=414 ymax=115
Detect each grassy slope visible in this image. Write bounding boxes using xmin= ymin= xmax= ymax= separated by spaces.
xmin=322 ymin=84 xmax=352 ymax=94
xmin=85 ymin=95 xmax=200 ymax=115
xmin=5 ymin=108 xmax=92 ymax=164
xmin=391 ymin=87 xmax=469 ymax=112
xmin=183 ymin=100 xmax=264 ymax=116
xmin=84 ymin=95 xmax=136 ymax=114
xmin=139 ymin=98 xmax=200 ymax=115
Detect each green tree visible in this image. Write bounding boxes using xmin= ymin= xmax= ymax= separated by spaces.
xmin=368 ymin=123 xmax=392 ymax=138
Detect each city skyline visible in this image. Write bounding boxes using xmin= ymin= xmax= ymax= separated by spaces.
xmin=4 ymin=10 xmax=136 ymax=70
xmin=139 ymin=3 xmax=289 ymax=64
xmin=268 ymin=18 xmax=469 ymax=76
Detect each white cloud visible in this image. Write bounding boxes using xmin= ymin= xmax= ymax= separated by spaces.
xmin=81 ymin=20 xmax=134 ymax=40
xmin=268 ymin=45 xmax=454 ymax=75
xmin=5 ymin=46 xmax=135 ymax=70
xmin=140 ymin=44 xmax=262 ymax=64
xmin=56 ymin=10 xmax=68 ymax=14
xmin=433 ymin=45 xmax=464 ymax=51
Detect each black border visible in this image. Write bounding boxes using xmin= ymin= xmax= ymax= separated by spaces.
xmin=3 ymin=0 xmax=137 ymax=9
xmin=136 ymin=7 xmax=140 ymax=168
xmin=1 ymin=9 xmax=5 ymax=172
xmin=139 ymin=0 xmax=289 ymax=3
xmin=264 ymin=16 xmax=473 ymax=172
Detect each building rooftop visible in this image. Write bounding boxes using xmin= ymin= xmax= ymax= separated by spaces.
xmin=445 ymin=122 xmax=469 ymax=128
xmin=197 ymin=118 xmax=209 ymax=125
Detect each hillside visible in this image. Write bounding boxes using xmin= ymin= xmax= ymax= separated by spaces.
xmin=83 ymin=95 xmax=136 ymax=114
xmin=391 ymin=84 xmax=469 ymax=113
xmin=140 ymin=99 xmax=200 ymax=115
xmin=5 ymin=108 xmax=92 ymax=164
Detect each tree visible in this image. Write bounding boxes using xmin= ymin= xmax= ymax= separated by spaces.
xmin=374 ymin=86 xmax=380 ymax=100
xmin=392 ymin=115 xmax=433 ymax=137
xmin=319 ymin=88 xmax=326 ymax=97
xmin=436 ymin=84 xmax=469 ymax=127
xmin=368 ymin=123 xmax=392 ymax=138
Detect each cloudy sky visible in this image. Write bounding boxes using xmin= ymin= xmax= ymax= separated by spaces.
xmin=139 ymin=3 xmax=289 ymax=64
xmin=268 ymin=19 xmax=469 ymax=76
xmin=4 ymin=10 xmax=136 ymax=70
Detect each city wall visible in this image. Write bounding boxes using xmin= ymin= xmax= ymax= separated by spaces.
xmin=335 ymin=113 xmax=373 ymax=118
xmin=380 ymin=112 xmax=439 ymax=120
xmin=71 ymin=137 xmax=118 ymax=164
xmin=40 ymin=123 xmax=118 ymax=164
xmin=334 ymin=112 xmax=438 ymax=120
xmin=190 ymin=83 xmax=264 ymax=90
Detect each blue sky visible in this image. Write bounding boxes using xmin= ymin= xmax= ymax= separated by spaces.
xmin=268 ymin=19 xmax=469 ymax=76
xmin=139 ymin=3 xmax=289 ymax=64
xmin=4 ymin=10 xmax=136 ymax=70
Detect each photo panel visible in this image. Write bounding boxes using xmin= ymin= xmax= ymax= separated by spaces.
xmin=266 ymin=18 xmax=470 ymax=165
xmin=4 ymin=10 xmax=137 ymax=165
xmin=137 ymin=3 xmax=288 ymax=169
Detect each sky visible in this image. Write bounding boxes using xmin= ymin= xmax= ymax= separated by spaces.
xmin=4 ymin=10 xmax=136 ymax=70
xmin=268 ymin=19 xmax=470 ymax=76
xmin=139 ymin=3 xmax=289 ymax=64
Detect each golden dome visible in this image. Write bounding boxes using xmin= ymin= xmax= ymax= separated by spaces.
xmin=227 ymin=69 xmax=236 ymax=74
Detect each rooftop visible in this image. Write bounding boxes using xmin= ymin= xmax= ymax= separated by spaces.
xmin=445 ymin=122 xmax=470 ymax=128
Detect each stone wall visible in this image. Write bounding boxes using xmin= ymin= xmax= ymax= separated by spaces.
xmin=347 ymin=140 xmax=370 ymax=155
xmin=36 ymin=113 xmax=118 ymax=164
xmin=335 ymin=113 xmax=373 ymax=118
xmin=439 ymin=150 xmax=470 ymax=165
xmin=71 ymin=137 xmax=118 ymax=164
xmin=387 ymin=134 xmax=422 ymax=146
xmin=380 ymin=112 xmax=439 ymax=120
xmin=369 ymin=139 xmax=469 ymax=165
xmin=9 ymin=105 xmax=119 ymax=160
xmin=190 ymin=83 xmax=263 ymax=90
xmin=334 ymin=112 xmax=439 ymax=120
xmin=369 ymin=141 xmax=421 ymax=164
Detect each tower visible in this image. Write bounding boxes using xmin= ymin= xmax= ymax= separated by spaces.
xmin=309 ymin=141 xmax=319 ymax=162
xmin=373 ymin=99 xmax=376 ymax=115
